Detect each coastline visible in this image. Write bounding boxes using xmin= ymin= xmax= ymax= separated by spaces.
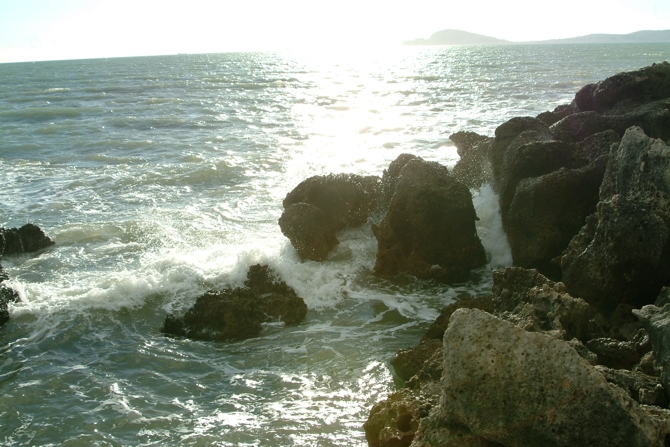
xmin=364 ymin=62 xmax=670 ymax=446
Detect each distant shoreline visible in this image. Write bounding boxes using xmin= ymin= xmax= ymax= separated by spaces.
xmin=404 ymin=29 xmax=670 ymax=46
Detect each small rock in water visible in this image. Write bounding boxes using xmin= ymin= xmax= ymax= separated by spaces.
xmin=161 ymin=264 xmax=307 ymax=341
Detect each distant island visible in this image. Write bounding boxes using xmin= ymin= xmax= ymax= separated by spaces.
xmin=404 ymin=29 xmax=670 ymax=46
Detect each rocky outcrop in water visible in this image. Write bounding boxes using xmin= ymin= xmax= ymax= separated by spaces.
xmin=475 ymin=62 xmax=670 ymax=280
xmin=1 ymin=224 xmax=55 ymax=256
xmin=366 ymin=63 xmax=670 ymax=447
xmin=162 ymin=264 xmax=307 ymax=341
xmin=372 ymin=157 xmax=487 ymax=283
xmin=0 ymin=223 xmax=53 ymax=327
xmin=280 ymin=155 xmax=487 ymax=283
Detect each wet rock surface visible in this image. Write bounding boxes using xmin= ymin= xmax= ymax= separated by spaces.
xmin=372 ymin=157 xmax=486 ymax=283
xmin=365 ymin=64 xmax=670 ymax=447
xmin=162 ymin=264 xmax=307 ymax=341
xmin=1 ymin=224 xmax=55 ymax=256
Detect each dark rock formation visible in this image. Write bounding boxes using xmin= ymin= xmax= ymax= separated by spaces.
xmin=280 ymin=173 xmax=381 ymax=261
xmin=411 ymin=309 xmax=670 ymax=447
xmin=634 ymin=294 xmax=670 ymax=401
xmin=372 ymin=158 xmax=486 ymax=283
xmin=1 ymin=224 xmax=54 ymax=256
xmin=162 ymin=264 xmax=307 ymax=341
xmin=449 ymin=131 xmax=493 ymax=189
xmin=278 ymin=203 xmax=339 ymax=261
xmin=504 ymin=157 xmax=606 ymax=278
xmin=282 ymin=173 xmax=382 ymax=232
xmin=562 ymin=127 xmax=670 ymax=310
xmin=380 ymin=154 xmax=420 ymax=209
xmin=0 ymin=266 xmax=20 ymax=327
xmin=575 ymin=62 xmax=670 ymax=114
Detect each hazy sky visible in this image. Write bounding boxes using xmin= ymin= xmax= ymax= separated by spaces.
xmin=1 ymin=0 xmax=669 ymax=63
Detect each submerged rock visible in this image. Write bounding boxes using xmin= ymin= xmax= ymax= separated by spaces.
xmin=372 ymin=158 xmax=486 ymax=283
xmin=412 ymin=309 xmax=670 ymax=447
xmin=162 ymin=264 xmax=307 ymax=341
xmin=1 ymin=224 xmax=55 ymax=256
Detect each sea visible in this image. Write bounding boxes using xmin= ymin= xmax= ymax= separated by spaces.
xmin=1 ymin=43 xmax=669 ymax=446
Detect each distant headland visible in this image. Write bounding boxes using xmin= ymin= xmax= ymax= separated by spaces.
xmin=404 ymin=28 xmax=670 ymax=45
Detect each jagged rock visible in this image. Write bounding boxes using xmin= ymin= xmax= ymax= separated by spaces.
xmin=282 ymin=173 xmax=382 ymax=232
xmin=597 ymin=366 xmax=669 ymax=408
xmin=1 ymin=224 xmax=54 ymax=256
xmin=411 ymin=308 xmax=670 ymax=447
xmin=365 ymin=387 xmax=437 ymax=447
xmin=575 ymin=62 xmax=670 ymax=114
xmin=449 ymin=131 xmax=493 ymax=189
xmin=279 ymin=203 xmax=339 ymax=261
xmin=162 ymin=264 xmax=307 ymax=341
xmin=381 ymin=154 xmax=420 ymax=209
xmin=391 ymin=339 xmax=442 ymax=383
xmin=562 ymin=127 xmax=670 ymax=310
xmin=372 ymin=158 xmax=486 ymax=283
xmin=490 ymin=267 xmax=594 ymax=341
xmin=586 ymin=330 xmax=651 ymax=370
xmin=489 ymin=116 xmax=552 ymax=189
xmin=536 ymin=101 xmax=579 ymax=126
xmin=504 ymin=156 xmax=606 ymax=278
xmin=422 ymin=294 xmax=494 ymax=341
xmin=634 ymin=299 xmax=670 ymax=400
xmin=391 ymin=294 xmax=494 ymax=384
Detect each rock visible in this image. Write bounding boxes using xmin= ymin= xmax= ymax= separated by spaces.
xmin=449 ymin=131 xmax=494 ymax=189
xmin=422 ymin=294 xmax=494 ymax=341
xmin=412 ymin=308 xmax=670 ymax=447
xmin=536 ymin=101 xmax=579 ymax=126
xmin=575 ymin=62 xmax=670 ymax=114
xmin=504 ymin=156 xmax=606 ymax=278
xmin=634 ymin=301 xmax=670 ymax=399
xmin=597 ymin=366 xmax=669 ymax=408
xmin=0 ymin=265 xmax=20 ymax=327
xmin=586 ymin=330 xmax=651 ymax=370
xmin=381 ymin=154 xmax=420 ymax=209
xmin=243 ymin=264 xmax=307 ymax=325
xmin=162 ymin=264 xmax=306 ymax=341
xmin=282 ymin=173 xmax=382 ymax=233
xmin=364 ymin=387 xmax=436 ymax=447
xmin=391 ymin=338 xmax=442 ymax=383
xmin=489 ymin=117 xmax=552 ymax=191
xmin=278 ymin=203 xmax=339 ymax=261
xmin=562 ymin=127 xmax=670 ymax=310
xmin=372 ymin=158 xmax=486 ymax=283
xmin=1 ymin=224 xmax=55 ymax=256
xmin=491 ymin=267 xmax=594 ymax=341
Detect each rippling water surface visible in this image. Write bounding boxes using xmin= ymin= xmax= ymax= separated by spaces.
xmin=1 ymin=44 xmax=669 ymax=446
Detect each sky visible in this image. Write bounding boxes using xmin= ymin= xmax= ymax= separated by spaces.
xmin=1 ymin=0 xmax=669 ymax=63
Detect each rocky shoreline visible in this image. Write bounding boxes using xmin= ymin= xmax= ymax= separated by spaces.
xmin=363 ymin=62 xmax=670 ymax=446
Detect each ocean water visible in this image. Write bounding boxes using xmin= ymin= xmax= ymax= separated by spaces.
xmin=1 ymin=43 xmax=669 ymax=446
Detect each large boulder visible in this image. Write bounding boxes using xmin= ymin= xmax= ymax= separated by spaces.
xmin=282 ymin=173 xmax=382 ymax=232
xmin=503 ymin=156 xmax=606 ymax=278
xmin=1 ymin=224 xmax=54 ymax=256
xmin=162 ymin=264 xmax=307 ymax=341
xmin=278 ymin=203 xmax=339 ymax=261
xmin=412 ymin=308 xmax=670 ymax=447
xmin=562 ymin=127 xmax=670 ymax=310
xmin=280 ymin=173 xmax=381 ymax=261
xmin=372 ymin=158 xmax=486 ymax=283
